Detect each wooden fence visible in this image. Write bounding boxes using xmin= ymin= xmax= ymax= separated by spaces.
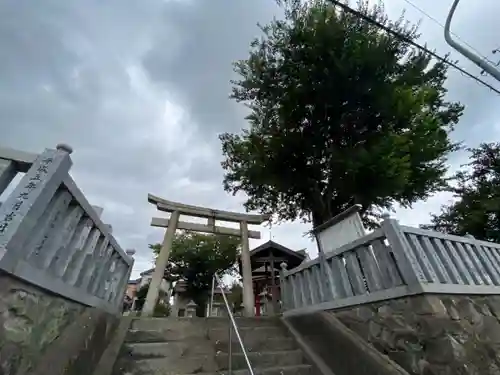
xmin=0 ymin=144 xmax=134 ymax=313
xmin=280 ymin=215 xmax=500 ymax=316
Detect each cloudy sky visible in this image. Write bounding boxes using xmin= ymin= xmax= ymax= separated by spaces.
xmin=1 ymin=0 xmax=499 ymax=278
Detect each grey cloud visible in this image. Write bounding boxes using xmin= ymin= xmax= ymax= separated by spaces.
xmin=385 ymin=0 xmax=500 ymax=145
xmin=142 ymin=0 xmax=279 ymax=137
xmin=2 ymin=0 xmax=500 ymax=278
xmin=0 ymin=0 xmax=218 ymax=276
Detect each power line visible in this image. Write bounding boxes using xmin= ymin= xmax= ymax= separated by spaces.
xmin=326 ymin=0 xmax=500 ymax=96
xmin=403 ymin=0 xmax=500 ymax=77
xmin=401 ymin=0 xmax=488 ymax=61
xmin=444 ymin=0 xmax=500 ymax=82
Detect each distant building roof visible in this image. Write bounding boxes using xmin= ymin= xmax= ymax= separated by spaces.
xmin=238 ymin=240 xmax=306 ymax=275
xmin=140 ymin=268 xmax=155 ymax=276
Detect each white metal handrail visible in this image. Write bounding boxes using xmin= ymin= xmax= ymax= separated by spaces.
xmin=211 ymin=274 xmax=255 ymax=375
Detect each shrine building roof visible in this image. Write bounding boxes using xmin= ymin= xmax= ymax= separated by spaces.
xmin=238 ymin=240 xmax=307 ymax=275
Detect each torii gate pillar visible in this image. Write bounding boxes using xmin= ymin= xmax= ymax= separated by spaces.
xmin=142 ymin=210 xmax=180 ymax=316
xmin=143 ymin=194 xmax=270 ymax=317
xmin=239 ymin=221 xmax=254 ymax=317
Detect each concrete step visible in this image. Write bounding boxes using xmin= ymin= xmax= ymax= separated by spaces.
xmin=126 ymin=325 xmax=289 ymax=344
xmin=114 ymin=354 xmax=309 ymax=375
xmin=216 ymin=349 xmax=304 ymax=371
xmin=113 ymin=355 xmax=219 ymax=375
xmin=130 ymin=317 xmax=209 ymax=332
xmin=130 ymin=317 xmax=279 ymax=331
xmin=209 ymin=326 xmax=288 ymax=343
xmin=113 ymin=363 xmax=313 ymax=375
xmin=125 ymin=328 xmax=208 ymax=343
xmin=215 ymin=337 xmax=296 ymax=353
xmin=124 ymin=340 xmax=215 ymax=359
xmin=205 ymin=317 xmax=281 ymax=328
xmin=218 ymin=364 xmax=314 ymax=375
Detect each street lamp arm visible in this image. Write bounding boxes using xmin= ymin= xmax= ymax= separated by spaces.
xmin=444 ymin=0 xmax=500 ymax=82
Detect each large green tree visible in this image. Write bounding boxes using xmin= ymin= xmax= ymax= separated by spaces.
xmin=423 ymin=143 xmax=500 ymax=242
xmin=220 ymin=0 xmax=463 ymax=228
xmin=150 ymin=232 xmax=240 ymax=316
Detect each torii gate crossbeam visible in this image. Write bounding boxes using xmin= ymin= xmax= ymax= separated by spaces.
xmin=142 ymin=194 xmax=270 ymax=317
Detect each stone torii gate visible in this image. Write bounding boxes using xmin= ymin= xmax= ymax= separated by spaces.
xmin=142 ymin=193 xmax=270 ymax=317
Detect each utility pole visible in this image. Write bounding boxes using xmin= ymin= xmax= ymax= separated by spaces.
xmin=444 ymin=0 xmax=500 ymax=82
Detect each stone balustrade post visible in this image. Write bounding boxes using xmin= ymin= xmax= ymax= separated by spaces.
xmin=117 ymin=249 xmax=136 ymax=312
xmin=464 ymin=234 xmax=499 ymax=285
xmin=92 ymin=206 xmax=104 ymax=218
xmin=380 ymin=213 xmax=427 ymax=287
xmin=0 ymin=144 xmax=73 ymax=272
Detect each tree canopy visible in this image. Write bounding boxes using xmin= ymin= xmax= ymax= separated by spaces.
xmin=150 ymin=232 xmax=240 ymax=315
xmin=220 ymin=0 xmax=463 ymax=228
xmin=423 ymin=143 xmax=500 ymax=243
xmin=133 ymin=284 xmax=170 ymax=316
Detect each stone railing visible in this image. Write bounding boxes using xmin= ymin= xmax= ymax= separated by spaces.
xmin=280 ymin=215 xmax=500 ymax=316
xmin=0 ymin=144 xmax=134 ymax=313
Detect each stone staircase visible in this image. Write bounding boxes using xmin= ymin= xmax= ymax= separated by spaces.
xmin=112 ymin=317 xmax=316 ymax=375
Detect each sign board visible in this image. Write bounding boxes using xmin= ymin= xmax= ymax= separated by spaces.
xmin=313 ymin=205 xmax=366 ymax=254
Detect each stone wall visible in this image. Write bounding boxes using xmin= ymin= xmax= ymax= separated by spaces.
xmin=0 ymin=271 xmax=119 ymax=375
xmin=334 ymin=294 xmax=500 ymax=375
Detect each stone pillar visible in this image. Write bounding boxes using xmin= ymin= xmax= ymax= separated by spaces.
xmin=279 ymin=262 xmax=288 ymax=311
xmin=240 ymin=220 xmax=255 ymax=317
xmin=255 ymin=288 xmax=261 ymax=316
xmin=260 ymin=292 xmax=268 ymax=315
xmin=0 ymin=144 xmax=73 ymax=271
xmin=119 ymin=249 xmax=136 ymax=311
xmin=0 ymin=158 xmax=16 ymax=196
xmin=186 ymin=300 xmax=197 ymax=318
xmin=270 ymin=256 xmax=279 ymax=315
xmin=265 ymin=292 xmax=274 ymax=315
xmin=92 ymin=205 xmax=104 ymax=218
xmin=143 ymin=210 xmax=180 ymax=316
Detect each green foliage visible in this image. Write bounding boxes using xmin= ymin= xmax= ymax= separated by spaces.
xmin=220 ymin=0 xmax=463 ymax=228
xmin=133 ymin=284 xmax=168 ymax=314
xmin=133 ymin=284 xmax=149 ymax=311
xmin=228 ymin=281 xmax=243 ymax=312
xmin=153 ymin=302 xmax=171 ymax=317
xmin=150 ymin=232 xmax=240 ymax=315
xmin=423 ymin=143 xmax=500 ymax=243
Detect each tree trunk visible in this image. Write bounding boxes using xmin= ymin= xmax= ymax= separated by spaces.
xmin=193 ymin=294 xmax=208 ymax=317
xmin=196 ymin=301 xmax=206 ymax=317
